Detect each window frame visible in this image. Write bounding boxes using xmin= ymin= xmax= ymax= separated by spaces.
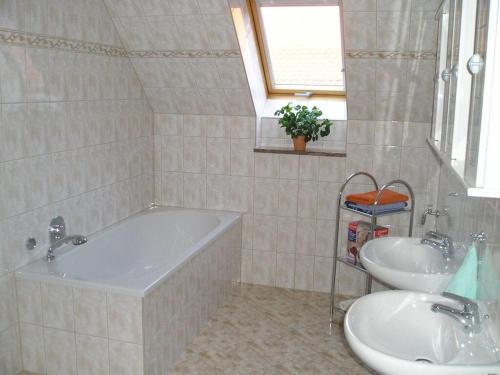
xmin=247 ymin=0 xmax=346 ymax=98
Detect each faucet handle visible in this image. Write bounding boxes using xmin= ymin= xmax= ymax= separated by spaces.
xmin=425 ymin=231 xmax=450 ymax=241
xmin=49 ymin=216 xmax=66 ymax=242
xmin=442 ymin=292 xmax=478 ymax=312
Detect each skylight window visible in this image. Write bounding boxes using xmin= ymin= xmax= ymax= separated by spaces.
xmin=249 ymin=0 xmax=345 ymax=96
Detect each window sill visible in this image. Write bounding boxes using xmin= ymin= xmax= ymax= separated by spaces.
xmin=262 ymin=96 xmax=347 ymax=120
xmin=254 ymin=146 xmax=346 ymax=157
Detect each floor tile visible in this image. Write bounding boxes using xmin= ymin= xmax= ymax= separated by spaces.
xmin=169 ymin=284 xmax=374 ymax=375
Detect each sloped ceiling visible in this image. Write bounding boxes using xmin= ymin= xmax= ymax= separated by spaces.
xmin=104 ymin=0 xmax=255 ymax=116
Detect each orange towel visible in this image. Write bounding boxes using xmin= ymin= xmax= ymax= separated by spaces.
xmin=345 ymin=189 xmax=409 ymax=205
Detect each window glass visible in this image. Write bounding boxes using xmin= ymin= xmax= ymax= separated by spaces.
xmin=252 ymin=1 xmax=345 ymax=94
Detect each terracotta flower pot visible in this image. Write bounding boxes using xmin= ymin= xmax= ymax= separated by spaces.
xmin=292 ymin=136 xmax=306 ymax=152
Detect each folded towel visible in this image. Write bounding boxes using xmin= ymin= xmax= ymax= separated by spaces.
xmin=345 ymin=201 xmax=407 ymax=214
xmin=446 ymin=244 xmax=478 ymax=300
xmin=345 ymin=189 xmax=409 ymax=205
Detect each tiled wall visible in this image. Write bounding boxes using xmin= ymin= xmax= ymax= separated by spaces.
xmin=0 ymin=1 xmax=154 ymax=374
xmin=104 ymin=0 xmax=255 ymax=116
xmin=154 ymin=110 xmax=352 ymax=292
xmin=435 ymin=164 xmax=500 ymax=336
xmin=149 ymin=0 xmax=443 ymax=297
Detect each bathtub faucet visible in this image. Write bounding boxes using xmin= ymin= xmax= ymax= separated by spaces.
xmin=46 ymin=216 xmax=87 ymax=261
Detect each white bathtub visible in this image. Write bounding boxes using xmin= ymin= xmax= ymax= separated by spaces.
xmin=16 ymin=207 xmax=241 ymax=296
xmin=15 ymin=206 xmax=242 ymax=375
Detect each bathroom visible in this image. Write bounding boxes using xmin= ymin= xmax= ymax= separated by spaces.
xmin=0 ymin=0 xmax=499 ymax=374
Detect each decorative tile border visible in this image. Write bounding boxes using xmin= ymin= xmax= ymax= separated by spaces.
xmin=346 ymin=50 xmax=436 ymax=60
xmin=0 ymin=27 xmax=128 ymax=57
xmin=0 ymin=27 xmax=241 ymax=59
xmin=127 ymin=49 xmax=241 ymax=58
xmin=0 ymin=28 xmax=430 ymax=61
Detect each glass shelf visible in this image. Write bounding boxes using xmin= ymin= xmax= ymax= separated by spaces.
xmin=340 ymin=205 xmax=412 ymax=218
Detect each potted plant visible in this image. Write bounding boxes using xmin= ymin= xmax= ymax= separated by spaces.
xmin=274 ymin=103 xmax=332 ymax=152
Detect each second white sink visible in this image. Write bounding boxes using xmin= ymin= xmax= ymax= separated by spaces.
xmin=360 ymin=237 xmax=465 ymax=293
xmin=344 ymin=291 xmax=500 ymax=375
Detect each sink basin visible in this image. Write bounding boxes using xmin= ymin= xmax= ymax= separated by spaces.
xmin=344 ymin=291 xmax=500 ymax=375
xmin=360 ymin=237 xmax=465 ymax=293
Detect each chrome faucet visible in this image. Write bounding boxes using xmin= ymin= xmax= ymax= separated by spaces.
xmin=431 ymin=292 xmax=481 ymax=334
xmin=421 ymin=231 xmax=455 ymax=259
xmin=46 ymin=216 xmax=87 ymax=261
xmin=421 ymin=207 xmax=448 ymax=225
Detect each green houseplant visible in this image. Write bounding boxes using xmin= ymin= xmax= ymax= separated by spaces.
xmin=274 ymin=103 xmax=332 ymax=152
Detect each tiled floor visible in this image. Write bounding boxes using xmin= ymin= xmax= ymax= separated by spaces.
xmin=169 ymin=284 xmax=375 ymax=375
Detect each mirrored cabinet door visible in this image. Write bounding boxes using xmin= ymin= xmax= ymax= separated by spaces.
xmin=432 ymin=0 xmax=464 ymax=156
xmin=443 ymin=0 xmax=462 ymax=158
xmin=430 ymin=0 xmax=500 ymax=198
xmin=464 ymin=0 xmax=489 ymax=187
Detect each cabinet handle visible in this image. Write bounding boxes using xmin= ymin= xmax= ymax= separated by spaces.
xmin=441 ymin=68 xmax=451 ymax=82
xmin=467 ymin=54 xmax=485 ymax=75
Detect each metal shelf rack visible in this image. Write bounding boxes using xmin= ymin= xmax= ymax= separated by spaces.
xmin=329 ymin=172 xmax=415 ymax=322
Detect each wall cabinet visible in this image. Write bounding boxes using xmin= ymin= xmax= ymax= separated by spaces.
xmin=430 ymin=0 xmax=500 ymax=198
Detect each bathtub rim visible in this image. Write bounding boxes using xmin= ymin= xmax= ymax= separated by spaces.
xmin=15 ymin=206 xmax=242 ymax=297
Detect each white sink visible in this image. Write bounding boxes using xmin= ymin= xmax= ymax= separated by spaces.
xmin=344 ymin=291 xmax=500 ymax=375
xmin=360 ymin=237 xmax=465 ymax=293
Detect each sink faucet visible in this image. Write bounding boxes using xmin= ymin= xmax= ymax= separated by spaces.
xmin=431 ymin=292 xmax=481 ymax=334
xmin=421 ymin=207 xmax=447 ymax=225
xmin=46 ymin=216 xmax=87 ymax=261
xmin=421 ymin=231 xmax=454 ymax=259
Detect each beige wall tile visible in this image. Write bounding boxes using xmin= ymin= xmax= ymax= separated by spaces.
xmin=241 ymin=249 xmax=253 ymax=283
xmin=0 ymin=325 xmax=21 ymax=375
xmin=377 ymin=11 xmax=411 ymax=51
xmin=109 ymin=340 xmax=144 ymax=375
xmin=343 ymin=12 xmax=377 ymax=50
xmin=20 ymin=323 xmax=46 ymax=374
xmin=253 ymin=215 xmax=277 ymax=251
xmin=345 ymin=58 xmax=376 ymax=92
xmin=277 ymin=216 xmax=297 ymax=253
xmin=297 ymin=181 xmax=318 ymax=219
xmin=73 ymin=288 xmax=108 ymax=337
xmin=294 ymin=255 xmax=314 ymax=291
xmin=278 ymin=180 xmax=299 ymax=217
xmin=41 ymin=283 xmax=74 ymax=331
xmin=0 ymin=274 xmax=17 ymax=332
xmin=342 ymin=0 xmax=376 ymax=11
xmin=315 ymin=220 xmax=335 ymax=257
xmin=276 ymin=253 xmax=295 ymax=289
xmin=0 ymin=46 xmax=27 ymax=103
xmin=408 ymin=11 xmax=438 ymax=52
xmin=183 ymin=173 xmax=207 ymax=209
xmin=313 ymin=256 xmax=333 ymax=293
xmin=76 ymin=334 xmax=109 ymax=375
xmin=44 ymin=328 xmax=77 ymax=375
xmin=230 ymin=139 xmax=254 ymax=177
xmin=299 ymin=156 xmax=319 ymax=181
xmin=279 ymin=155 xmax=299 ymax=180
xmin=107 ymin=293 xmax=143 ymax=344
xmin=296 ymin=218 xmax=316 ymax=256
xmin=254 ymin=178 xmax=279 ymax=215
xmin=252 ymin=250 xmax=276 ymax=286
xmin=207 ymin=138 xmax=230 ymax=175
xmin=318 ymin=157 xmax=346 ymax=183
xmin=346 ymin=91 xmax=376 ymax=120
xmin=207 ymin=174 xmax=230 ymax=210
